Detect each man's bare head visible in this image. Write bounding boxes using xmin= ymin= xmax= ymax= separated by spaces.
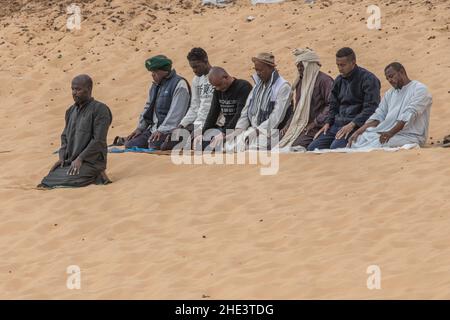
xmin=208 ymin=66 xmax=233 ymax=92
xmin=71 ymin=74 xmax=93 ymax=105
xmin=384 ymin=62 xmax=409 ymax=90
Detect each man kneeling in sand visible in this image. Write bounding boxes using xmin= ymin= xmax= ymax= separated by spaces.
xmin=223 ymin=52 xmax=292 ymax=152
xmin=125 ymin=55 xmax=191 ymax=149
xmin=38 ymin=75 xmax=113 ymax=189
xmin=193 ymin=66 xmax=253 ymax=150
xmin=348 ymin=62 xmax=432 ymax=149
xmin=278 ymin=48 xmax=333 ymax=150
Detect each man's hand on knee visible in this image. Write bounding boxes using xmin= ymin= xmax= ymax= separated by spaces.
xmin=67 ymin=157 xmax=82 ymax=176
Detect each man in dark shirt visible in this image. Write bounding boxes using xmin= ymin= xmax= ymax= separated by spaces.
xmin=307 ymin=47 xmax=381 ymax=150
xmin=195 ymin=67 xmax=252 ymax=149
xmin=38 ymin=75 xmax=112 ymax=189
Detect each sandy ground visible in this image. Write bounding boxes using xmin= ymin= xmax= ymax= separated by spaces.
xmin=0 ymin=0 xmax=449 ymax=299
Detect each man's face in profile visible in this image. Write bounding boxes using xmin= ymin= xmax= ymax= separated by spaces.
xmin=336 ymin=56 xmax=356 ymax=77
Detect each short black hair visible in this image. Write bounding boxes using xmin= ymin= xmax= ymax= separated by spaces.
xmin=385 ymin=62 xmax=406 ymax=73
xmin=336 ymin=47 xmax=356 ymax=61
xmin=187 ymin=47 xmax=208 ymax=62
xmin=72 ymin=74 xmax=93 ymax=91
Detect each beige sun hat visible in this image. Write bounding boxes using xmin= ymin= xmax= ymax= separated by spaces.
xmin=251 ymin=52 xmax=276 ymax=67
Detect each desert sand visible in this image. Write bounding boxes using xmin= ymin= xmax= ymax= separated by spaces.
xmin=0 ymin=0 xmax=449 ymax=299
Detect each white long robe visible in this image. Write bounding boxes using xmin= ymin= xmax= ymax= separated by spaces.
xmin=352 ymin=80 xmax=432 ymax=149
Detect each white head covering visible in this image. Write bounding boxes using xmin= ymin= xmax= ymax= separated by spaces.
xmin=279 ymin=48 xmax=321 ymax=149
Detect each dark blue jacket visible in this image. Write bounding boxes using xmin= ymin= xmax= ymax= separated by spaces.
xmin=327 ymin=66 xmax=381 ymax=128
xmin=143 ymin=69 xmax=190 ymax=128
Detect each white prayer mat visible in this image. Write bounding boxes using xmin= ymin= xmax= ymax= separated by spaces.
xmin=278 ymin=143 xmax=420 ymax=154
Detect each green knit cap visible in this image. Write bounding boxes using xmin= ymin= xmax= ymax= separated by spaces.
xmin=145 ymin=55 xmax=172 ymax=72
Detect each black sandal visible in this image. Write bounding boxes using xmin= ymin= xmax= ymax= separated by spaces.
xmin=109 ymin=136 xmax=127 ymax=147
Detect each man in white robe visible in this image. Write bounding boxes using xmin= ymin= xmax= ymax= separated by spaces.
xmin=348 ymin=62 xmax=432 ymax=149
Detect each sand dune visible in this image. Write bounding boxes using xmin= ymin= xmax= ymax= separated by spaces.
xmin=0 ymin=0 xmax=450 ymax=299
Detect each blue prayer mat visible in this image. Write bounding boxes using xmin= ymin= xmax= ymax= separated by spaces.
xmin=108 ymin=147 xmax=157 ymax=154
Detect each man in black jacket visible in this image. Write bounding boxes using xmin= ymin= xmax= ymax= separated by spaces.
xmin=308 ymin=47 xmax=381 ymax=150
xmin=195 ymin=66 xmax=252 ymax=150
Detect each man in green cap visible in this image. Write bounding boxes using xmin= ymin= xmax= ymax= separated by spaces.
xmin=125 ymin=55 xmax=191 ymax=149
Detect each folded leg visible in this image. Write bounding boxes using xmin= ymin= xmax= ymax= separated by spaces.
xmin=39 ymin=163 xmax=101 ymax=189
